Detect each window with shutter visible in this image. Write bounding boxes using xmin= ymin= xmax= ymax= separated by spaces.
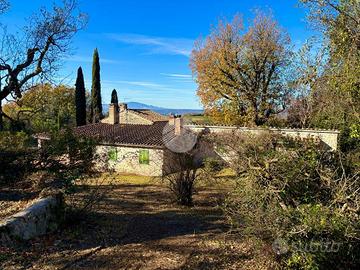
xmin=139 ymin=149 xmax=149 ymax=164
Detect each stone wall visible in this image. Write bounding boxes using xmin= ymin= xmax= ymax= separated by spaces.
xmin=120 ymin=110 xmax=153 ymax=125
xmin=95 ymin=145 xmax=164 ymax=176
xmin=0 ymin=192 xmax=64 ymax=244
xmin=101 ymin=110 xmax=153 ymax=125
xmin=185 ymin=125 xmax=340 ymax=151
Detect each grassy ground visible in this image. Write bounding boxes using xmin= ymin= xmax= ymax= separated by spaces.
xmin=183 ymin=114 xmax=214 ymax=125
xmin=1 ymin=172 xmax=276 ymax=270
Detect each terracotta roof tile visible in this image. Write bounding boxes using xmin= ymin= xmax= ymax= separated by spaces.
xmin=73 ymin=121 xmax=172 ymax=148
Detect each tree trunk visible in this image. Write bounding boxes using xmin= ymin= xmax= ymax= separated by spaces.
xmin=0 ymin=99 xmax=3 ymax=131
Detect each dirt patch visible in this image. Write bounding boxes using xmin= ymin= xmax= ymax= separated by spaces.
xmin=0 ymin=171 xmax=55 ymax=220
xmin=1 ymin=179 xmax=276 ymax=270
xmin=0 ymin=189 xmax=38 ymax=220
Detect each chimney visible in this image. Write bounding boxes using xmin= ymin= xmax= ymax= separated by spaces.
xmin=119 ymin=103 xmax=128 ymax=112
xmin=175 ymin=117 xmax=183 ymax=135
xmin=168 ymin=115 xmax=183 ymax=135
xmin=108 ymin=103 xmax=119 ymax=124
xmin=168 ymin=114 xmax=175 ymax=126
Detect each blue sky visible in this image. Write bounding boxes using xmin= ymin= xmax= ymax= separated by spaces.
xmin=2 ymin=0 xmax=315 ymax=109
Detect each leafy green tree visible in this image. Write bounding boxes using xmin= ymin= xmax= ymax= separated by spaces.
xmin=90 ymin=48 xmax=103 ymax=123
xmin=75 ymin=67 xmax=87 ymax=126
xmin=111 ymin=89 xmax=118 ymax=104
xmin=300 ymin=0 xmax=360 ymax=137
xmin=3 ymin=84 xmax=76 ymax=132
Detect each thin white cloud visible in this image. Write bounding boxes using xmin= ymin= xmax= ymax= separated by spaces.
xmin=106 ymin=33 xmax=194 ymax=57
xmin=160 ymin=73 xmax=194 ymax=83
xmin=63 ymin=55 xmax=119 ymax=64
xmin=102 ymin=79 xmax=195 ymax=93
xmin=160 ymin=73 xmax=192 ymax=78
xmin=103 ymin=80 xmax=165 ymax=88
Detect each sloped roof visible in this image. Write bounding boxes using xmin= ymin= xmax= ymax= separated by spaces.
xmin=128 ymin=109 xmax=169 ymax=122
xmin=73 ymin=121 xmax=171 ymax=148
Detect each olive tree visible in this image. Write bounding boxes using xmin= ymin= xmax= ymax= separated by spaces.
xmin=0 ymin=0 xmax=87 ymax=130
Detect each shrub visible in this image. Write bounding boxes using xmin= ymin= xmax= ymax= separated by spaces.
xmin=0 ymin=129 xmax=97 ymax=190
xmin=38 ymin=131 xmax=112 ymax=220
xmin=203 ymin=157 xmax=224 ymax=173
xmin=0 ymin=131 xmax=33 ymax=150
xmin=162 ymin=152 xmax=200 ymax=206
xmin=219 ymin=132 xmax=360 ymax=269
xmin=37 ymin=129 xmax=97 ymax=189
xmin=1 ymin=129 xmax=110 ymax=227
xmin=0 ymin=131 xmax=36 ymax=185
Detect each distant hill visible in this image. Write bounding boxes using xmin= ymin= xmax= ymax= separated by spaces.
xmin=102 ymin=102 xmax=203 ymax=116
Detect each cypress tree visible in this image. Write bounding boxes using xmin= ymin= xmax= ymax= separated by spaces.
xmin=111 ymin=89 xmax=118 ymax=104
xmin=91 ymin=48 xmax=103 ymax=123
xmin=75 ymin=67 xmax=87 ymax=126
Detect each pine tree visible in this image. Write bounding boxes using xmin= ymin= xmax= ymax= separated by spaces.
xmin=91 ymin=48 xmax=103 ymax=123
xmin=75 ymin=67 xmax=87 ymax=126
xmin=111 ymin=89 xmax=118 ymax=104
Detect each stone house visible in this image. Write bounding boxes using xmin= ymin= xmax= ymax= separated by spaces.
xmin=76 ymin=103 xmax=340 ymax=175
xmin=36 ymin=102 xmax=340 ymax=177
xmin=71 ymin=103 xmax=181 ymax=176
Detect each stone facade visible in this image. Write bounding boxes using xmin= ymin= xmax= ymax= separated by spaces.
xmin=102 ymin=103 xmax=168 ymax=125
xmin=95 ymin=145 xmax=165 ymax=176
xmin=119 ymin=109 xmax=153 ymax=125
xmin=87 ymin=124 xmax=340 ymax=176
xmin=102 ymin=108 xmax=155 ymax=125
xmin=108 ymin=104 xmax=119 ymax=124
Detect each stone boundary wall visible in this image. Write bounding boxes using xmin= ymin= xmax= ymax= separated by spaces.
xmin=0 ymin=192 xmax=64 ymax=245
xmin=185 ymin=125 xmax=340 ymax=151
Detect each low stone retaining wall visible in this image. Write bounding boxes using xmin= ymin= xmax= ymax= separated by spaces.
xmin=0 ymin=192 xmax=64 ymax=245
xmin=185 ymin=125 xmax=340 ymax=151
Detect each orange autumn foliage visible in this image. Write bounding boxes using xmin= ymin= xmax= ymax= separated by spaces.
xmin=190 ymin=11 xmax=292 ymax=126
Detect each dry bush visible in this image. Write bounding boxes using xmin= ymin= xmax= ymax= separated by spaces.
xmin=65 ymin=173 xmax=116 ymax=220
xmin=162 ymin=151 xmax=201 ymax=206
xmin=214 ymin=132 xmax=360 ymax=269
xmin=42 ymin=130 xmax=117 ymax=218
xmin=0 ymin=130 xmax=112 ymax=218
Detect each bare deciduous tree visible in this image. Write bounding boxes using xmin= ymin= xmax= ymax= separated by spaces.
xmin=0 ymin=0 xmax=9 ymax=14
xmin=162 ymin=151 xmax=200 ymax=206
xmin=287 ymin=39 xmax=328 ymax=128
xmin=0 ymin=0 xmax=87 ymax=130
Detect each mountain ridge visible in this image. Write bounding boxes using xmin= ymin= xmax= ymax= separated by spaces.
xmin=102 ymin=102 xmax=203 ymax=116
